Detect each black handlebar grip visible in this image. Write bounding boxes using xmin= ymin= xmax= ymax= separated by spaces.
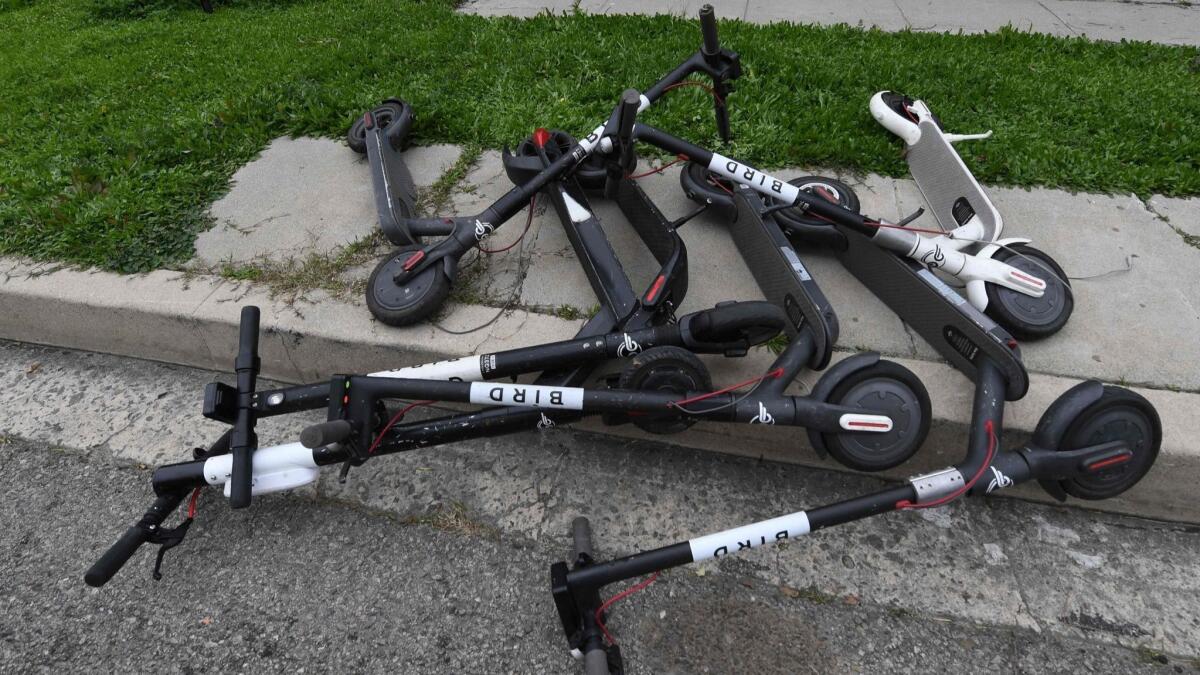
xmin=300 ymin=420 xmax=354 ymax=449
xmin=237 ymin=306 xmax=261 ymax=363
xmin=699 ymin=4 xmax=719 ymax=55
xmin=84 ymin=525 xmax=150 ymax=587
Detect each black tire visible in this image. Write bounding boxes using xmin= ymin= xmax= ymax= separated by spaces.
xmin=617 ymin=346 xmax=713 ymax=435
xmin=772 ymin=175 xmax=860 ymax=231
xmin=819 ymin=360 xmax=931 ymax=472
xmin=347 ymin=100 xmax=412 ymax=155
xmin=984 ymin=244 xmax=1073 ymax=340
xmin=1059 ymin=387 xmax=1161 ymax=501
xmin=679 ymin=161 xmax=735 ymax=217
xmin=366 ymin=245 xmax=451 ymax=327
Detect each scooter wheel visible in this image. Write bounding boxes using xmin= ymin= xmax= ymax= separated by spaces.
xmin=366 ymin=245 xmax=451 ymax=327
xmin=617 ymin=346 xmax=713 ymax=435
xmin=347 ymin=99 xmax=413 ymax=155
xmin=984 ymin=244 xmax=1073 ymax=340
xmin=772 ymin=176 xmax=860 ymax=230
xmin=1058 ymin=386 xmax=1160 ymax=500
xmin=679 ymin=161 xmax=736 ymax=219
xmin=819 ymin=360 xmax=931 ymax=472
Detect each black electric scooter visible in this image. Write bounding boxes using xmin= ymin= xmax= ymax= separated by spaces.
xmin=538 ymin=10 xmax=1160 ymax=675
xmin=345 ymin=4 xmax=740 ymax=328
xmin=84 ymin=296 xmax=935 ymax=587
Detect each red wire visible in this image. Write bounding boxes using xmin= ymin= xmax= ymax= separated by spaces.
xmin=706 ymin=175 xmax=734 ymax=195
xmin=670 ymin=367 xmax=785 ymax=408
xmin=895 ymin=420 xmax=997 ymax=509
xmin=477 ymin=195 xmax=536 ymax=254
xmin=186 ymin=487 xmax=201 ymax=519
xmin=594 ymin=572 xmax=660 ymax=645
xmin=367 ymin=400 xmax=436 ymax=455
xmin=663 ymin=80 xmax=724 ymax=105
xmin=627 ymin=154 xmax=688 ymax=179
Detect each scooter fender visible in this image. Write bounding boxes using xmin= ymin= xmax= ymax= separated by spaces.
xmin=1028 ymin=380 xmax=1105 ymax=501
xmin=869 ymin=91 xmax=921 ymax=146
xmin=805 ymin=352 xmax=882 ymax=459
xmin=965 ymin=237 xmax=1034 ymax=311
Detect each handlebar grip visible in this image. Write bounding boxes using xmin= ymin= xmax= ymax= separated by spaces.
xmin=300 ymin=420 xmax=354 ymax=449
xmin=584 ymin=647 xmax=610 ymax=675
xmin=85 ymin=525 xmax=149 ymax=587
xmin=699 ymin=4 xmax=719 ymax=55
xmin=237 ymin=306 xmax=260 ymax=364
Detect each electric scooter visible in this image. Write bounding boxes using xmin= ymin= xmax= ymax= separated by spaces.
xmin=344 ymin=4 xmax=740 ymax=328
xmin=679 ymin=91 xmax=1074 ymax=340
xmin=84 ymin=298 xmax=933 ymax=587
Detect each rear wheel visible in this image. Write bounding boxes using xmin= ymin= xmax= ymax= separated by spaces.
xmin=984 ymin=244 xmax=1073 ymax=340
xmin=1059 ymin=387 xmax=1160 ymax=500
xmin=366 ymin=245 xmax=451 ymax=327
xmin=819 ymin=360 xmax=930 ymax=472
xmin=347 ymin=100 xmax=412 ymax=154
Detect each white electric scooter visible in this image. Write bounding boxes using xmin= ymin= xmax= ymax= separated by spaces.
xmin=868 ymin=91 xmax=1073 ymax=339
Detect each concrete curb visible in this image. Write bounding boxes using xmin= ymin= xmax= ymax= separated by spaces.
xmin=2 ymin=255 xmax=1196 ymax=523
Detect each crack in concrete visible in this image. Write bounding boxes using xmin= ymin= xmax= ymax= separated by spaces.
xmin=1036 ymin=0 xmax=1081 ymax=35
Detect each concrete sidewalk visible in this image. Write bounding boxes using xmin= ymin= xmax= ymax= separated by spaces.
xmin=3 ymin=342 xmax=1199 ymax=669
xmin=460 ymin=0 xmax=1200 ymax=47
xmin=1 ymin=136 xmax=1197 ymax=524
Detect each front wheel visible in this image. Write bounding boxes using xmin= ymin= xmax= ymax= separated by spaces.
xmin=819 ymin=360 xmax=931 ymax=472
xmin=984 ymin=244 xmax=1073 ymax=340
xmin=366 ymin=245 xmax=451 ymax=327
xmin=1059 ymin=386 xmax=1160 ymax=500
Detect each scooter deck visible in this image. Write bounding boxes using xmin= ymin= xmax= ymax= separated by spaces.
xmin=365 ymin=125 xmax=419 ymax=245
xmin=835 ymin=226 xmax=1028 ymax=399
xmin=729 ymin=187 xmax=836 ymax=370
xmin=907 ymin=119 xmax=1002 ymax=239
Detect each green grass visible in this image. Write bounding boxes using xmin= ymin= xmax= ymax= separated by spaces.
xmin=1 ymin=0 xmax=1198 ymax=272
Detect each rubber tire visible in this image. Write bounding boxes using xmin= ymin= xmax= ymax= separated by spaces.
xmin=772 ymin=176 xmax=860 ymax=230
xmin=679 ymin=161 xmax=736 ymax=218
xmin=819 ymin=360 xmax=931 ymax=472
xmin=617 ymin=346 xmax=713 ymax=435
xmin=366 ymin=245 xmax=451 ymax=327
xmin=347 ymin=100 xmax=410 ymax=155
xmin=507 ymin=129 xmax=620 ymax=192
xmin=1059 ymin=386 xmax=1161 ymax=501
xmin=983 ymin=244 xmax=1073 ymax=340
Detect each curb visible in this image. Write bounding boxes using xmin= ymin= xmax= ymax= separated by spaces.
xmin=2 ymin=255 xmax=1196 ymax=523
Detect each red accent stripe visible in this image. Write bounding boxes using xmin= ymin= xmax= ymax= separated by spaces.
xmin=644 ymin=275 xmax=666 ymax=303
xmin=403 ymin=250 xmax=425 ymax=271
xmin=1011 ymin=270 xmax=1045 ymax=286
xmin=847 ymin=420 xmax=890 ymax=429
xmin=1088 ymin=453 xmax=1132 ymax=471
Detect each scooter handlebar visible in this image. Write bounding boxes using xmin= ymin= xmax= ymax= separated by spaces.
xmin=85 ymin=492 xmax=186 ymax=587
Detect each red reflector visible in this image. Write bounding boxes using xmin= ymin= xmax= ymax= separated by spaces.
xmin=533 ymin=127 xmax=551 ymax=148
xmin=364 ymin=112 xmax=375 ymax=129
xmin=403 ymin=250 xmax=425 ymax=271
xmin=1088 ymin=453 xmax=1132 ymax=472
xmin=644 ymin=275 xmax=667 ymax=303
xmin=848 ymin=421 xmax=890 ymax=429
xmin=1007 ymin=338 xmax=1018 ymax=349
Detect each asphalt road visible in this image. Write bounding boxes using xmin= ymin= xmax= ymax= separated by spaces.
xmin=0 ymin=436 xmax=1192 ymax=674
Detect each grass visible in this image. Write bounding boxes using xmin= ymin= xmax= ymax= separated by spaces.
xmin=1 ymin=0 xmax=1198 ymax=273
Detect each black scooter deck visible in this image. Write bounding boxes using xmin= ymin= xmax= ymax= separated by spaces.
xmin=834 ymin=227 xmax=1029 ymax=400
xmin=728 ymin=188 xmax=837 ymax=370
